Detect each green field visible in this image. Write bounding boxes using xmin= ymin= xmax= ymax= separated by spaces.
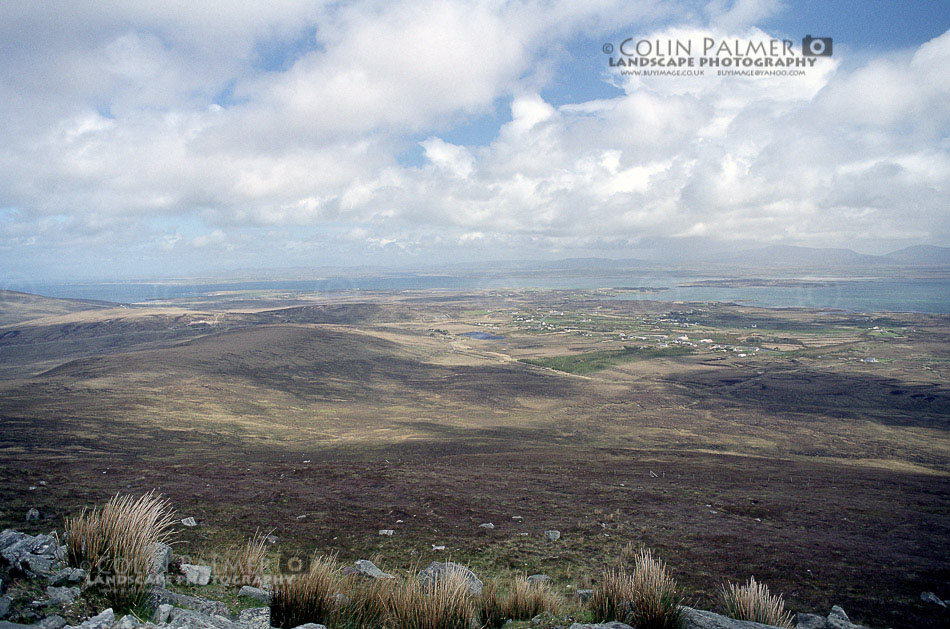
xmin=520 ymin=345 xmax=694 ymax=374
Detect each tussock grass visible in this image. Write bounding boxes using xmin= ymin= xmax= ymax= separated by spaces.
xmin=271 ymin=554 xmax=342 ymax=628
xmin=219 ymin=530 xmax=271 ymax=588
xmin=589 ymin=566 xmax=637 ymax=623
xmin=384 ymin=566 xmax=476 ymax=629
xmin=272 ymin=556 xmax=478 ymax=629
xmin=721 ymin=577 xmax=793 ymax=628
xmin=625 ymin=548 xmax=682 ymax=629
xmin=64 ymin=491 xmax=176 ymax=612
xmin=480 ymin=576 xmax=563 ymax=627
xmin=590 ymin=547 xmax=681 ymax=629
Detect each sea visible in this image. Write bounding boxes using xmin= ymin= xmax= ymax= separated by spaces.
xmin=5 ymin=273 xmax=949 ymax=314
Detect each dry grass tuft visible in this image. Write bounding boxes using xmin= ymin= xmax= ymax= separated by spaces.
xmin=64 ymin=491 xmax=176 ymax=612
xmin=721 ymin=576 xmax=793 ymax=628
xmin=271 ymin=554 xmax=343 ymax=628
xmin=218 ymin=530 xmax=271 ymax=588
xmin=589 ymin=566 xmax=638 ymax=623
xmin=589 ymin=548 xmax=681 ymax=629
xmin=480 ymin=576 xmax=563 ymax=627
xmin=384 ymin=566 xmax=476 ymax=629
xmin=626 ymin=548 xmax=682 ymax=629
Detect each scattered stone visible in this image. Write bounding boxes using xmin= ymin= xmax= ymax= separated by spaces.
xmin=0 ymin=532 xmax=65 ymax=578
xmin=181 ymin=563 xmax=212 ymax=586
xmin=0 ymin=597 xmax=9 ymax=620
xmin=344 ymin=559 xmax=394 ymax=580
xmin=921 ymin=591 xmax=946 ymax=608
xmin=680 ymin=606 xmax=784 ymax=628
xmin=43 ymin=587 xmax=79 ymax=607
xmin=527 ymin=574 xmax=551 ymax=586
xmin=115 ymin=615 xmax=141 ymax=629
xmin=48 ymin=568 xmax=86 ymax=587
xmin=378 ymin=529 xmax=394 ymax=536
xmin=290 ymin=625 xmax=327 ymax=629
xmin=237 ymin=586 xmax=271 ymax=604
xmin=154 ymin=604 xmax=174 ymax=625
xmin=576 ymin=589 xmax=594 ymax=603
xmin=479 ymin=523 xmax=495 ymax=530
xmin=431 ymin=545 xmax=445 ymax=551
xmin=568 ymin=623 xmax=634 ymax=629
xmin=36 ymin=615 xmax=67 ymax=629
xmin=795 ymin=612 xmax=828 ymax=629
xmin=164 ymin=606 xmax=233 ymax=629
xmin=512 ymin=516 xmax=523 ymax=520
xmin=827 ymin=605 xmax=866 ymax=629
xmin=237 ymin=607 xmax=269 ymax=629
xmin=181 ymin=517 xmax=197 ymax=527
xmin=149 ymin=587 xmax=230 ymax=617
xmin=67 ymin=608 xmax=113 ymax=629
xmin=25 ymin=510 xmax=40 ymax=523
xmin=543 ymin=530 xmax=561 ymax=542
xmin=649 ymin=470 xmax=659 ymax=478
xmin=151 ymin=542 xmax=172 ymax=575
xmin=264 ymin=535 xmax=278 ymax=545
xmin=418 ymin=561 xmax=483 ymax=596
xmin=0 ymin=622 xmax=33 ymax=629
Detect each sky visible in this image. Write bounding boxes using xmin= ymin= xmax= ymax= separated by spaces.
xmin=0 ymin=0 xmax=948 ymax=281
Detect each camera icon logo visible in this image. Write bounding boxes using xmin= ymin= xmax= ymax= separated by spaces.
xmin=802 ymin=35 xmax=833 ymax=57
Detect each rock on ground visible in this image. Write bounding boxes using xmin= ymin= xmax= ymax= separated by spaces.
xmin=181 ymin=564 xmax=212 ymax=586
xmin=418 ymin=561 xmax=483 ymax=596
xmin=920 ymin=591 xmax=946 ymax=608
xmin=343 ymin=559 xmax=394 ymax=580
xmin=290 ymin=624 xmax=327 ymax=629
xmin=181 ymin=518 xmax=198 ymax=527
xmin=568 ymin=623 xmax=634 ymax=629
xmin=236 ymin=607 xmax=269 ymax=629
xmin=36 ymin=615 xmax=66 ymax=629
xmin=543 ymin=530 xmax=561 ymax=542
xmin=237 ymin=586 xmax=271 ymax=604
xmin=680 ymin=606 xmax=786 ymax=628
xmin=44 ymin=586 xmax=80 ymax=607
xmin=66 ymin=608 xmax=113 ymax=629
xmin=826 ymin=605 xmax=867 ymax=629
xmin=527 ymin=574 xmax=552 ymax=586
xmin=149 ymin=587 xmax=231 ymax=617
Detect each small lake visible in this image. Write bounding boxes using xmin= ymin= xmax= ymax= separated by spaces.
xmin=461 ymin=332 xmax=506 ymax=340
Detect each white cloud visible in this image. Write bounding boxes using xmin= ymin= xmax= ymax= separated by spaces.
xmin=0 ymin=2 xmax=947 ymax=277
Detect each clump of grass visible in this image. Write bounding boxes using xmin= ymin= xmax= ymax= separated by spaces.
xmin=721 ymin=577 xmax=793 ymax=628
xmin=480 ymin=576 xmax=563 ymax=627
xmin=64 ymin=491 xmax=176 ymax=612
xmin=270 ymin=554 xmax=342 ymax=628
xmin=626 ymin=548 xmax=682 ymax=629
xmin=385 ymin=566 xmax=476 ymax=629
xmin=479 ymin=579 xmax=506 ymax=628
xmin=590 ymin=547 xmax=681 ymax=629
xmin=219 ymin=530 xmax=271 ymax=588
xmin=589 ymin=566 xmax=637 ymax=623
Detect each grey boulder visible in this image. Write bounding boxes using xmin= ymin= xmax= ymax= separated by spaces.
xmin=680 ymin=606 xmax=787 ymax=628
xmin=236 ymin=607 xmax=269 ymax=629
xmin=66 ymin=608 xmax=113 ymax=629
xmin=543 ymin=530 xmax=561 ymax=542
xmin=920 ymin=591 xmax=946 ymax=608
xmin=418 ymin=561 xmax=483 ymax=596
xmin=36 ymin=615 xmax=67 ymax=629
xmin=43 ymin=587 xmax=80 ymax=607
xmin=344 ymin=559 xmax=394 ymax=580
xmin=181 ymin=564 xmax=212 ymax=586
xmin=568 ymin=623 xmax=634 ymax=629
xmin=527 ymin=574 xmax=552 ymax=586
xmin=237 ymin=586 xmax=271 ymax=604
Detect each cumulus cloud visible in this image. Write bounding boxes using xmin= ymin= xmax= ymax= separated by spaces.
xmin=0 ymin=1 xmax=946 ymax=278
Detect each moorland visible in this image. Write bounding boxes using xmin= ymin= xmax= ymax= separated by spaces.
xmin=0 ymin=287 xmax=947 ymax=627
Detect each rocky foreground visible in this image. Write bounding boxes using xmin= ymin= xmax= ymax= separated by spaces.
xmin=0 ymin=529 xmax=918 ymax=629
